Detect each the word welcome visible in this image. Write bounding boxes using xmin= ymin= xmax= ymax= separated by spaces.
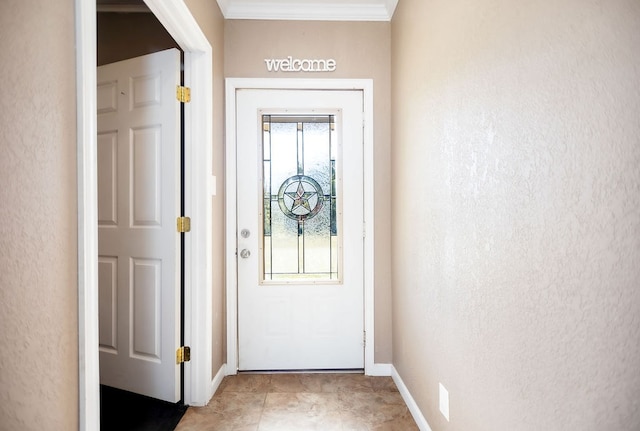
xmin=264 ymin=57 xmax=337 ymax=73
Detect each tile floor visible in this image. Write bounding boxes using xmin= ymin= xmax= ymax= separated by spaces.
xmin=174 ymin=373 xmax=420 ymax=431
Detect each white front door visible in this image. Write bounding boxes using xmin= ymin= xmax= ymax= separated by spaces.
xmin=236 ymin=89 xmax=364 ymax=371
xmin=97 ymin=48 xmax=181 ymax=402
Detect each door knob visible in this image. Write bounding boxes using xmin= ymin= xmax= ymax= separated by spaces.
xmin=240 ymin=249 xmax=251 ymax=259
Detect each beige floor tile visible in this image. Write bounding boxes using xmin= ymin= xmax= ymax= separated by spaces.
xmin=175 ymin=373 xmax=419 ymax=431
xmin=175 ymin=409 xmax=261 ymax=431
xmin=369 ymin=376 xmax=400 ymax=392
xmin=267 ymin=373 xmax=325 ymax=393
xmin=219 ymin=374 xmax=272 ymax=393
xmin=258 ymin=410 xmax=344 ymax=431
xmin=205 ymin=391 xmax=267 ymax=414
xmin=264 ymin=392 xmax=343 ymax=414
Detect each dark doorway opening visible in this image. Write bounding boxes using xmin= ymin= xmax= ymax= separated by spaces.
xmin=100 ymin=385 xmax=188 ymax=431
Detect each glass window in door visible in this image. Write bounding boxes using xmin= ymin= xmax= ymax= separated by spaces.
xmin=261 ymin=114 xmax=341 ymax=284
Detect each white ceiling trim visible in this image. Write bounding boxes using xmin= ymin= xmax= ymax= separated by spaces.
xmin=216 ymin=0 xmax=398 ymax=21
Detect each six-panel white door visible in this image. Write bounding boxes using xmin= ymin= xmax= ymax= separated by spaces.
xmin=236 ymin=89 xmax=365 ymax=371
xmin=97 ymin=48 xmax=181 ymax=402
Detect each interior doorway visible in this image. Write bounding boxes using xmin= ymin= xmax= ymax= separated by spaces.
xmin=76 ymin=1 xmax=214 ymax=429
xmin=96 ymin=11 xmax=184 ymax=404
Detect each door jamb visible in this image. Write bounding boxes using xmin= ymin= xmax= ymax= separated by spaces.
xmin=224 ymin=78 xmax=376 ymax=375
xmin=76 ymin=1 xmax=214 ymax=429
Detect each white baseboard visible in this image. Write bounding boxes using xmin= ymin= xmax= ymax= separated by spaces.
xmin=366 ymin=362 xmax=392 ymax=376
xmin=224 ymin=362 xmax=238 ymax=376
xmin=208 ymin=363 xmax=227 ymax=401
xmin=391 ymin=365 xmax=433 ymax=431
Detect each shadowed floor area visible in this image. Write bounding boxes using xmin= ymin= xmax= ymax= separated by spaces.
xmin=175 ymin=373 xmax=419 ymax=431
xmin=100 ymin=385 xmax=188 ymax=431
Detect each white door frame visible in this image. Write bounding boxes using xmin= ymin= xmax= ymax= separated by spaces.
xmin=225 ymin=78 xmax=377 ymax=375
xmin=76 ymin=1 xmax=214 ymax=429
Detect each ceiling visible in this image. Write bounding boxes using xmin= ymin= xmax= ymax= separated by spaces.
xmin=96 ymin=0 xmax=398 ymax=21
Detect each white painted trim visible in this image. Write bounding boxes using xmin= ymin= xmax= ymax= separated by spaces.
xmin=224 ymin=78 xmax=239 ymax=375
xmin=361 ymin=81 xmax=376 ymax=377
xmin=220 ymin=1 xmax=393 ymax=21
xmin=385 ymin=0 xmax=399 ymax=19
xmin=391 ymin=366 xmax=433 ymax=431
xmin=144 ymin=0 xmax=215 ymax=407
xmin=367 ymin=363 xmax=392 ymax=377
xmin=183 ymin=48 xmax=214 ymax=408
xmin=210 ymin=363 xmax=227 ymax=399
xmin=75 ymin=1 xmax=99 ymax=429
xmin=225 ymin=78 xmax=375 ymax=375
xmin=77 ymin=1 xmax=214 ymax=428
xmin=216 ymin=0 xmax=398 ymax=21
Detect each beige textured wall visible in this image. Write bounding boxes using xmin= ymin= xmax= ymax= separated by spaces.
xmin=184 ymin=0 xmax=227 ymax=374
xmin=225 ymin=20 xmax=393 ymax=363
xmin=0 ymin=0 xmax=79 ymax=429
xmin=391 ymin=0 xmax=640 ymax=430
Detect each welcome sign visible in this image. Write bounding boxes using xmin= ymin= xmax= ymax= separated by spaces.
xmin=264 ymin=57 xmax=337 ymax=72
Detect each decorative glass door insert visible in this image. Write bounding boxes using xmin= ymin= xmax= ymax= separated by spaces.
xmin=261 ymin=114 xmax=341 ymax=283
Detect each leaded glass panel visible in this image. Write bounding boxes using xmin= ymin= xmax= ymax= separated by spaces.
xmin=261 ymin=114 xmax=340 ymax=283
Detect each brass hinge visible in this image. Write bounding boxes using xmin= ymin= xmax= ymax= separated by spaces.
xmin=176 ymin=346 xmax=191 ymax=364
xmin=177 ymin=216 xmax=191 ymax=233
xmin=176 ymin=85 xmax=191 ymax=103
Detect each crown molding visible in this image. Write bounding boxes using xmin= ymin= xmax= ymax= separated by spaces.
xmin=385 ymin=0 xmax=399 ymax=19
xmin=216 ymin=0 xmax=397 ymax=21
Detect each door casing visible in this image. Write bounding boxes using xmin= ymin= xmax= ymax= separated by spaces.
xmin=225 ymin=78 xmax=380 ymax=375
xmin=76 ymin=1 xmax=214 ymax=429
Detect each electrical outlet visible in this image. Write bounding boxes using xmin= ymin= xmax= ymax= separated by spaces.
xmin=439 ymin=383 xmax=450 ymax=421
